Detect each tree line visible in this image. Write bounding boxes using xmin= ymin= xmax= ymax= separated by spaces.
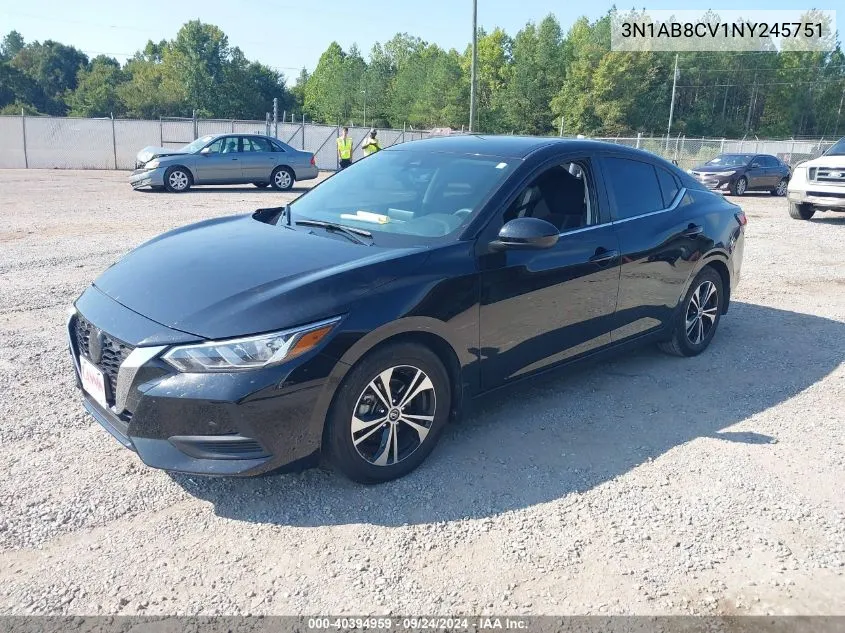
xmin=2 ymin=11 xmax=844 ymax=138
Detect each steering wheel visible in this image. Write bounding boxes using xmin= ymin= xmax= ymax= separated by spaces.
xmin=453 ymin=208 xmax=473 ymax=219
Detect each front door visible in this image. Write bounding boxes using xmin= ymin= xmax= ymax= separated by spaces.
xmin=478 ymin=158 xmax=621 ymax=389
xmin=192 ymin=136 xmax=243 ymax=184
xmin=745 ymin=157 xmax=767 ymax=190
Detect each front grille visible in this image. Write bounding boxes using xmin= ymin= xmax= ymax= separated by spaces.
xmin=810 ymin=167 xmax=845 ymax=185
xmin=73 ymin=314 xmax=134 ymax=405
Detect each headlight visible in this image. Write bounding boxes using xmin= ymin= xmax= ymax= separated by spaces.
xmin=145 ymin=159 xmax=160 ymax=169
xmin=686 ymin=169 xmax=693 ymax=174
xmin=719 ymin=170 xmax=736 ymax=176
xmin=162 ymin=317 xmax=341 ymax=373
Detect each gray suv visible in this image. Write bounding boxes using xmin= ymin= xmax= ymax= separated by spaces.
xmin=130 ymin=134 xmax=319 ymax=192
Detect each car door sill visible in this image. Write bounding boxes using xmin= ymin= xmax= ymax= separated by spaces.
xmin=464 ymin=327 xmax=669 ymax=412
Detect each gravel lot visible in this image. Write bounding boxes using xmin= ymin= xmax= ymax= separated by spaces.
xmin=0 ymin=169 xmax=843 ymax=617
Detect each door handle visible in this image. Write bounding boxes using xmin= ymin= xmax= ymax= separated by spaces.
xmin=681 ymin=224 xmax=703 ymax=237
xmin=589 ymin=248 xmax=619 ymax=265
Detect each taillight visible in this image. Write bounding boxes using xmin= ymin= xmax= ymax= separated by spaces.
xmin=735 ymin=211 xmax=747 ymax=226
xmin=310 ymin=155 xmax=315 ymax=166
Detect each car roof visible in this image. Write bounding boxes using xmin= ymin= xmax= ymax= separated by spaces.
xmin=387 ymin=134 xmax=651 ymax=159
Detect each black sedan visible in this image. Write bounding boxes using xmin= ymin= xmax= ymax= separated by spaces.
xmin=68 ymin=136 xmax=746 ymax=484
xmin=689 ymin=153 xmax=791 ymax=196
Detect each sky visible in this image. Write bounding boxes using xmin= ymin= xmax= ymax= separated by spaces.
xmin=0 ymin=0 xmax=831 ymax=82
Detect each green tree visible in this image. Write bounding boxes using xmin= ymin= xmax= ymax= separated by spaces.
xmin=168 ymin=20 xmax=230 ymax=116
xmin=1 ymin=30 xmax=25 ymax=61
xmin=462 ymin=28 xmax=511 ymax=132
xmin=303 ymin=42 xmax=348 ymax=123
xmin=11 ymin=39 xmax=88 ymax=114
xmin=0 ymin=62 xmax=47 ymax=113
xmin=66 ymin=55 xmax=125 ymax=117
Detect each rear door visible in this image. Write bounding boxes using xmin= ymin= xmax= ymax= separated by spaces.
xmin=191 ymin=136 xmax=243 ymax=184
xmin=239 ymin=136 xmax=277 ymax=182
xmin=601 ymin=155 xmax=709 ymax=341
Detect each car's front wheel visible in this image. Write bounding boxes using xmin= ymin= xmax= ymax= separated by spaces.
xmin=788 ymin=202 xmax=815 ymax=220
xmin=659 ymin=267 xmax=724 ymax=357
xmin=270 ymin=166 xmax=295 ymax=191
xmin=164 ymin=166 xmax=192 ymax=192
xmin=325 ymin=342 xmax=451 ymax=483
xmin=730 ymin=176 xmax=747 ymax=196
xmin=771 ymin=178 xmax=788 ymax=196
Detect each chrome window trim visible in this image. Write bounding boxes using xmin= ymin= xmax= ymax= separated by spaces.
xmin=611 ymin=187 xmax=687 ymax=225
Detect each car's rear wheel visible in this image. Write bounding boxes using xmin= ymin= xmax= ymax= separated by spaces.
xmin=270 ymin=166 xmax=294 ymax=191
xmin=730 ymin=176 xmax=747 ymax=196
xmin=164 ymin=166 xmax=192 ymax=192
xmin=325 ymin=342 xmax=451 ymax=483
xmin=659 ymin=267 xmax=724 ymax=357
xmin=771 ymin=178 xmax=788 ymax=196
xmin=788 ymin=202 xmax=815 ymax=220
xmin=253 ymin=182 xmax=269 ymax=188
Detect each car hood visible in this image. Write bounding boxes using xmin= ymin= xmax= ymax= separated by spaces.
xmin=136 ymin=146 xmax=190 ymax=164
xmin=692 ymin=164 xmax=745 ymax=173
xmin=798 ymin=155 xmax=845 ymax=169
xmin=93 ymin=214 xmax=430 ymax=339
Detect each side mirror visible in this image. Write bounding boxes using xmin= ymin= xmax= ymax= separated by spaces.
xmin=490 ymin=217 xmax=559 ymax=251
xmin=200 ymin=147 xmax=212 ymax=155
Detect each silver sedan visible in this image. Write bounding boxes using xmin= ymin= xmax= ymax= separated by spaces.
xmin=129 ymin=134 xmax=319 ymax=192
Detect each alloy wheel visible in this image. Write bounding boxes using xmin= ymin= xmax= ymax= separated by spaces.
xmin=735 ymin=178 xmax=746 ymax=195
xmin=685 ymin=280 xmax=719 ymax=345
xmin=350 ymin=365 xmax=436 ymax=467
xmin=776 ymin=179 xmax=788 ymax=196
xmin=274 ymin=170 xmax=292 ymax=189
xmin=168 ymin=170 xmax=189 ymax=191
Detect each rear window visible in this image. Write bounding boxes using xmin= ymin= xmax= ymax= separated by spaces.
xmin=656 ymin=167 xmax=680 ymax=207
xmin=604 ymin=157 xmax=664 ymax=220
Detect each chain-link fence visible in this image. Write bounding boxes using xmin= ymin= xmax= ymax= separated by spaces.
xmin=592 ymin=134 xmax=837 ymax=169
xmin=0 ymin=115 xmax=430 ymax=171
xmin=0 ymin=115 xmax=837 ymax=172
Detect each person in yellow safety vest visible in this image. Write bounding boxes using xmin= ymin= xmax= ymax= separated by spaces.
xmin=361 ymin=128 xmax=381 ymax=157
xmin=337 ymin=127 xmax=353 ymax=169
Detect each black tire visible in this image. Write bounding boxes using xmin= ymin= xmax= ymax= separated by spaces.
xmin=325 ymin=342 xmax=451 ymax=484
xmin=163 ymin=166 xmax=192 ymax=192
xmin=771 ymin=178 xmax=788 ymax=196
xmin=658 ymin=267 xmax=724 ymax=357
xmin=270 ymin=166 xmax=295 ymax=191
xmin=729 ymin=176 xmax=747 ymax=196
xmin=253 ymin=182 xmax=269 ymax=188
xmin=788 ymin=202 xmax=815 ymax=220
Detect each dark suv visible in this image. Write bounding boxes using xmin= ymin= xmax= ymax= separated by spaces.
xmin=688 ymin=154 xmax=791 ymax=196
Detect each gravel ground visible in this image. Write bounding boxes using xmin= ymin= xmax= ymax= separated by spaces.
xmin=0 ymin=169 xmax=843 ymax=617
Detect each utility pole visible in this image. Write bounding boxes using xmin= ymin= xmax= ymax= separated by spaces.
xmin=362 ymin=88 xmax=367 ymax=127
xmin=834 ymin=85 xmax=845 ymax=138
xmin=273 ymin=98 xmax=278 ymax=138
xmin=666 ymin=54 xmax=679 ymax=152
xmin=469 ymin=0 xmax=478 ymax=133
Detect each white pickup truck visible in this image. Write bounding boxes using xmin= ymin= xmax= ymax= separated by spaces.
xmin=787 ymin=137 xmax=845 ymax=220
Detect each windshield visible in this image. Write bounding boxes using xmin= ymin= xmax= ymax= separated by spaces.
xmin=290 ymin=149 xmax=514 ymax=242
xmin=824 ymin=138 xmax=845 ymax=156
xmin=705 ymin=154 xmax=753 ymax=167
xmin=180 ymin=135 xmax=215 ymax=153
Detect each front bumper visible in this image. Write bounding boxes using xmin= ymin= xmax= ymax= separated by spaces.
xmin=691 ymin=173 xmax=733 ymax=191
xmin=68 ymin=287 xmax=336 ymax=476
xmin=787 ymin=186 xmax=845 ymax=210
xmin=129 ymin=166 xmax=166 ymax=189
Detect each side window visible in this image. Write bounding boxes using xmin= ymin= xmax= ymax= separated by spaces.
xmin=244 ymin=137 xmax=272 ymax=152
xmin=219 ymin=137 xmax=239 ymax=154
xmin=604 ymin=157 xmax=663 ymax=220
xmin=762 ymin=156 xmax=778 ymax=167
xmin=270 ymin=139 xmax=287 ymax=152
xmin=503 ymin=160 xmax=597 ymax=233
xmin=655 ymin=166 xmax=681 ymax=207
xmin=205 ymin=138 xmax=225 ymax=154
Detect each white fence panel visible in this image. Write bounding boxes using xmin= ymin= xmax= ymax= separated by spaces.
xmin=26 ymin=117 xmax=114 ymax=169
xmin=0 ymin=116 xmax=26 ymax=168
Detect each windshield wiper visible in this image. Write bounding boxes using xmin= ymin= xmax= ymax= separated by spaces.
xmin=295 ymin=219 xmax=373 ymax=245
